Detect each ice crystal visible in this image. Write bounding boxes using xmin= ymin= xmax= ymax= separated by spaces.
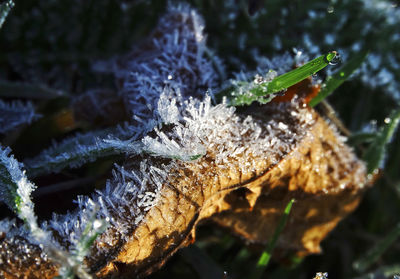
xmin=142 ymin=128 xmax=206 ymax=161
xmin=0 ymin=100 xmax=40 ymax=134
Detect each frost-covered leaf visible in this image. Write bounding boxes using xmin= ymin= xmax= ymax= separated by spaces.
xmin=93 ymin=98 xmax=366 ymax=278
xmin=7 ymin=94 xmax=368 ymax=278
xmin=0 ymin=100 xmax=41 ymax=134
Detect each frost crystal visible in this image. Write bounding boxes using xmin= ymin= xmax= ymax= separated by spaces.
xmin=0 ymin=100 xmax=40 ymax=134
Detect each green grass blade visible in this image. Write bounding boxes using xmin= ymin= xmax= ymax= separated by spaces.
xmin=0 ymin=0 xmax=14 ymax=29
xmin=250 ymin=199 xmax=295 ymax=279
xmin=267 ymin=52 xmax=336 ymax=94
xmin=224 ymin=52 xmax=337 ymax=106
xmin=309 ymin=50 xmax=368 ymax=107
xmin=353 ymin=222 xmax=400 ymax=273
xmin=363 ymin=108 xmax=400 ymax=174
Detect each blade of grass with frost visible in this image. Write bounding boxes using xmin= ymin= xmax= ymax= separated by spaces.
xmin=353 ymin=222 xmax=400 ymax=273
xmin=58 ymin=207 xmax=108 ymax=279
xmin=228 ymin=52 xmax=337 ymax=106
xmin=73 ymin=207 xmax=108 ymax=262
xmin=363 ymin=108 xmax=400 ymax=174
xmin=25 ymin=126 xmax=142 ymax=177
xmin=0 ymin=0 xmax=14 ymax=29
xmin=309 ymin=50 xmax=368 ymax=107
xmin=250 ymin=199 xmax=295 ymax=279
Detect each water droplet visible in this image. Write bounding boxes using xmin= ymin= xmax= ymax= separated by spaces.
xmin=328 ymin=52 xmax=341 ymax=66
xmin=167 ymin=75 xmax=173 ymax=80
xmin=327 ymin=6 xmax=334 ymax=13
xmin=384 ymin=117 xmax=391 ymax=124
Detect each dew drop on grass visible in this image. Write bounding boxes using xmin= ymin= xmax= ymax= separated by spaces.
xmin=384 ymin=117 xmax=391 ymax=124
xmin=328 ymin=52 xmax=341 ymax=66
xmin=327 ymin=6 xmax=334 ymax=13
